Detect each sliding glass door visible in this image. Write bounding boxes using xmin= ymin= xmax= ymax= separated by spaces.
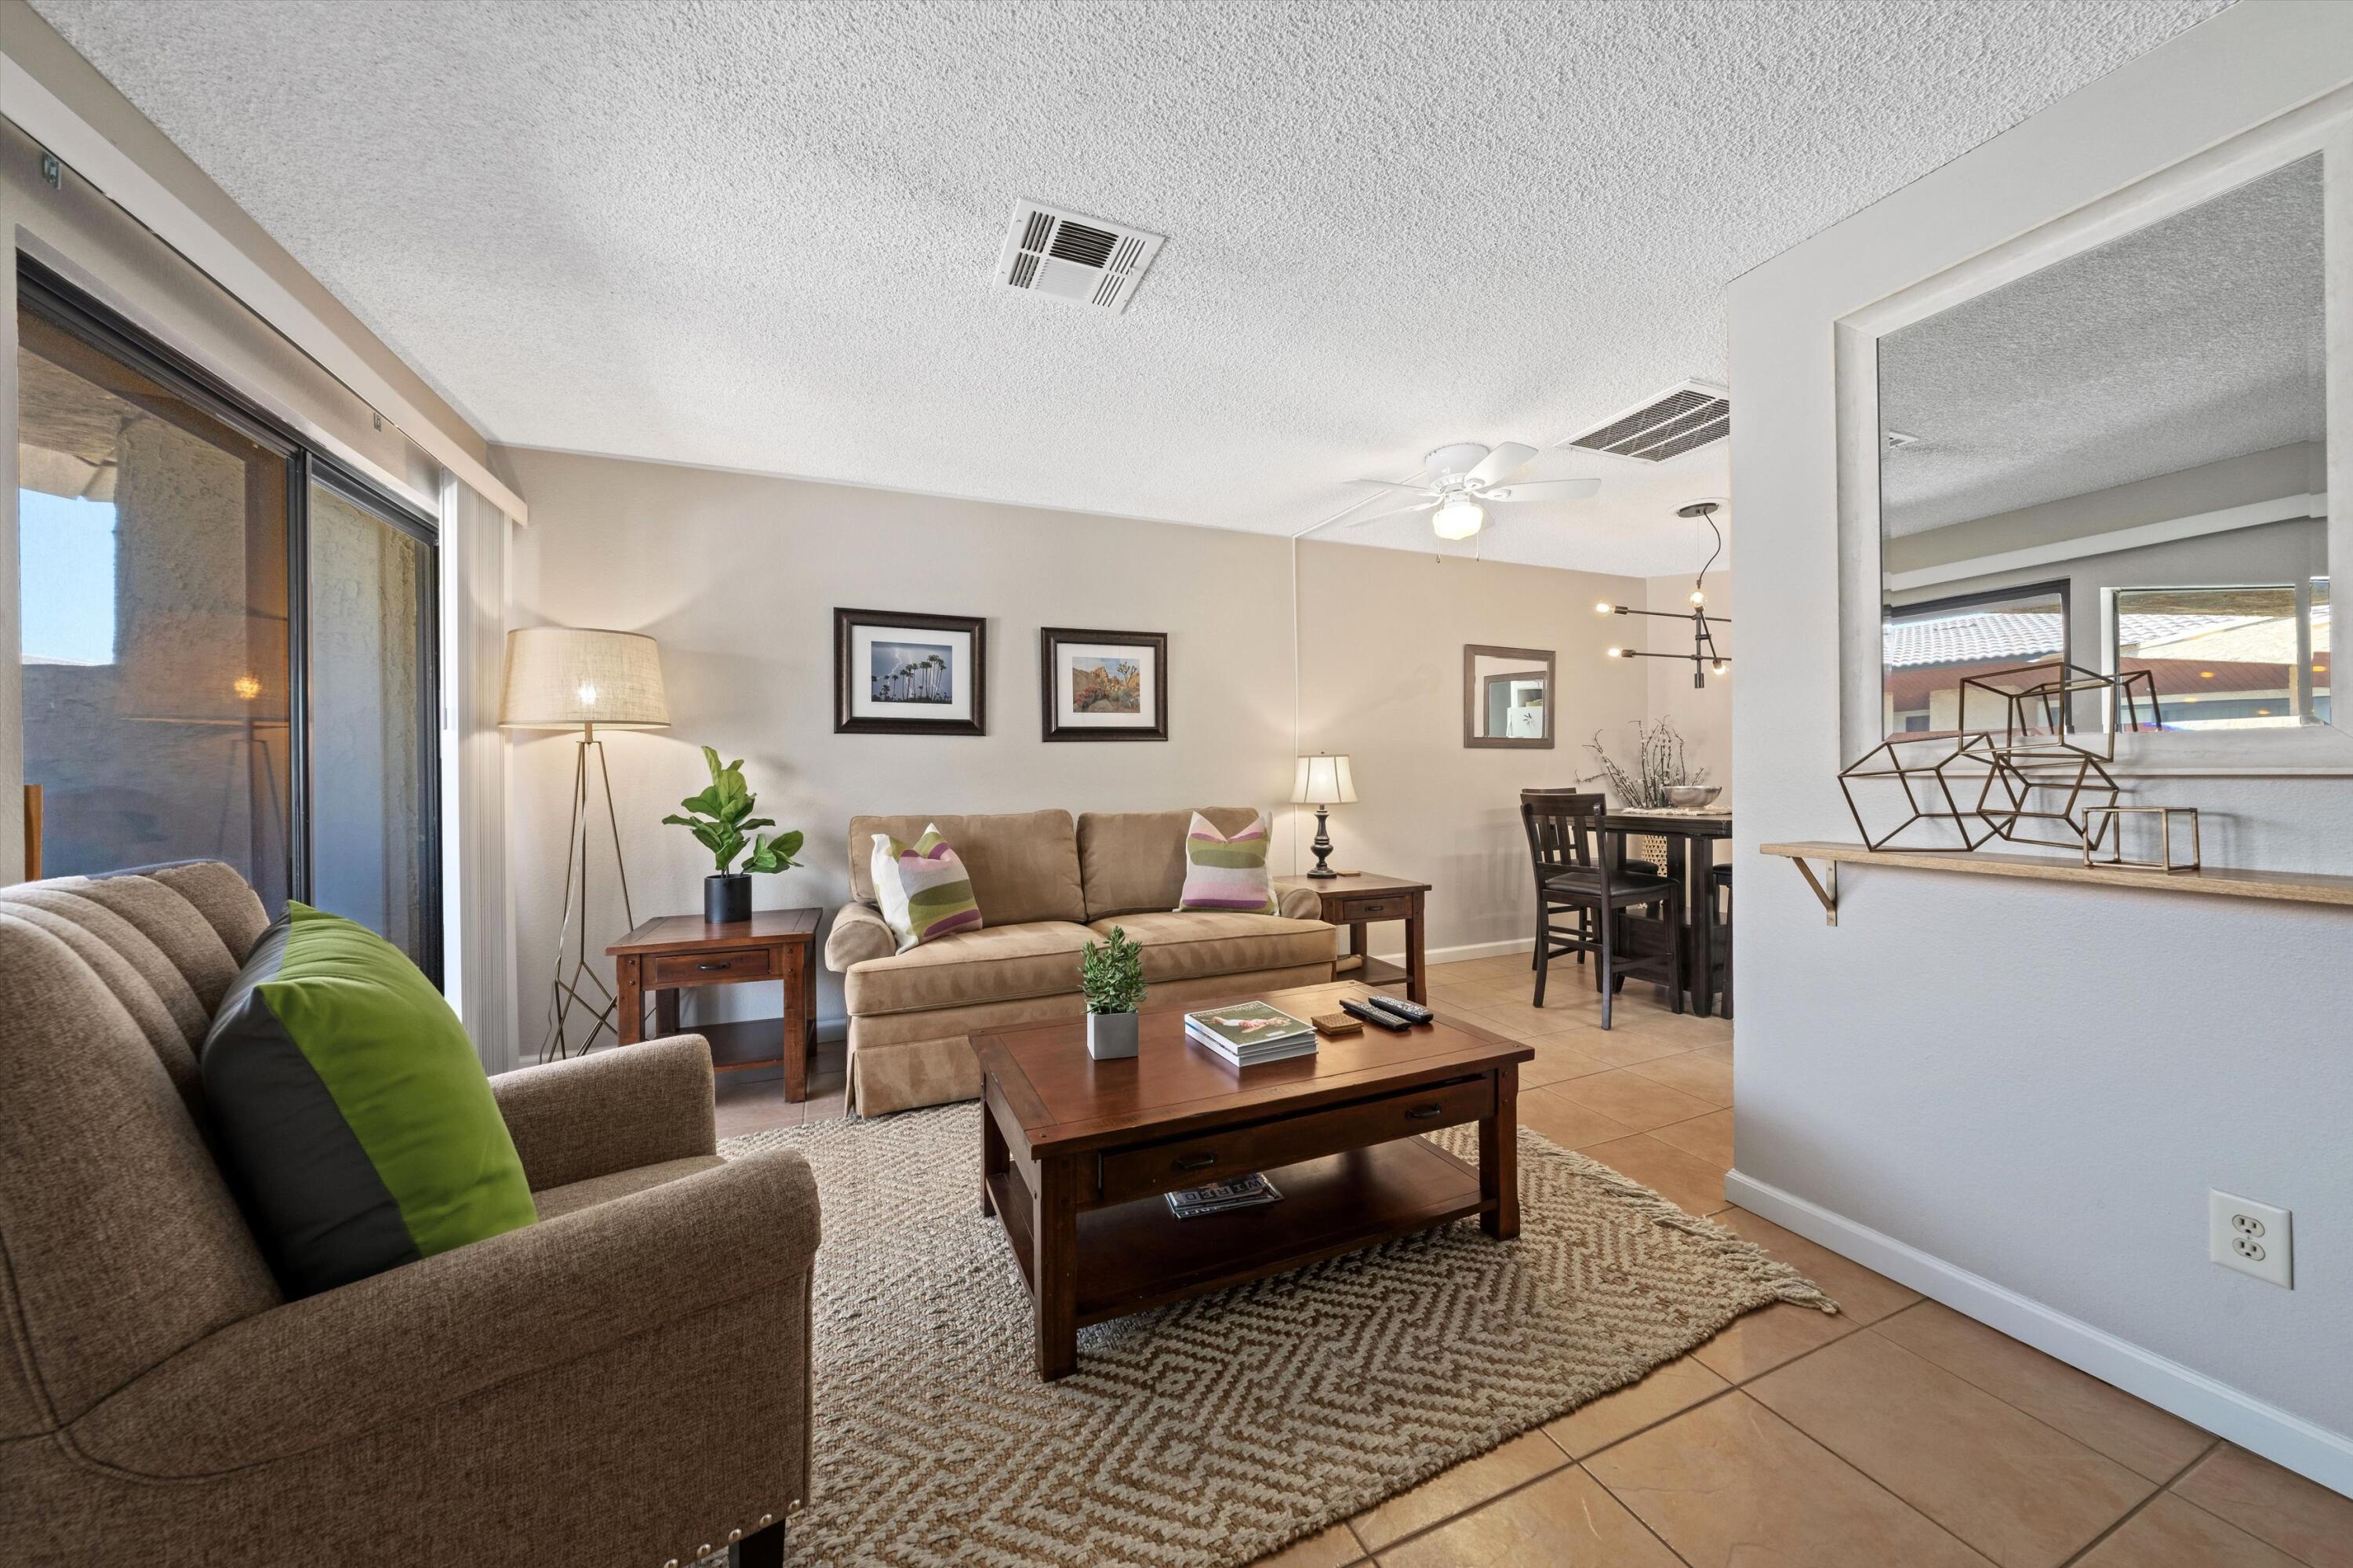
xmin=16 ymin=260 xmax=442 ymax=977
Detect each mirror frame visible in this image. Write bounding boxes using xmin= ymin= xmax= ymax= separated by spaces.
xmin=1463 ymin=643 xmax=1556 ymax=749
xmin=1835 ymin=98 xmax=2353 ymax=776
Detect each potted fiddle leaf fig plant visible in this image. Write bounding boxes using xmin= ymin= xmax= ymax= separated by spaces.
xmin=1079 ymin=925 xmax=1146 ymax=1060
xmin=663 ymin=746 xmax=804 ymax=924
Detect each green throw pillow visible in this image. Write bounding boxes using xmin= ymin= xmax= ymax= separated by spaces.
xmin=201 ymin=904 xmax=534 ymax=1297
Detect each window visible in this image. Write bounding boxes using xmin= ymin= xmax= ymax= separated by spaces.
xmin=2115 ymin=583 xmax=2329 ymax=731
xmin=1882 ymin=580 xmax=2069 ymax=737
xmin=16 ymin=260 xmax=441 ymax=977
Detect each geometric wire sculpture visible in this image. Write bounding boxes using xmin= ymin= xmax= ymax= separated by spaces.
xmin=1837 ymin=732 xmax=2007 ymax=852
xmin=2083 ymin=804 xmax=2202 ymax=871
xmin=1977 ymin=742 xmax=2124 ymax=851
xmin=1957 ymin=660 xmax=2162 ymax=762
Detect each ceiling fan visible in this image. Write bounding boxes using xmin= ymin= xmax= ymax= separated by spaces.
xmin=1342 ymin=442 xmax=1601 ymax=541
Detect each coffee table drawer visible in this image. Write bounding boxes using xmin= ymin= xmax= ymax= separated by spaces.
xmin=650 ymin=945 xmax=775 ymax=986
xmin=1095 ymin=1073 xmax=1495 ymax=1206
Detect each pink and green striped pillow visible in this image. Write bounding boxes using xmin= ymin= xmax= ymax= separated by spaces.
xmin=871 ymin=825 xmax=983 ymax=952
xmin=1174 ymin=810 xmax=1277 ymax=915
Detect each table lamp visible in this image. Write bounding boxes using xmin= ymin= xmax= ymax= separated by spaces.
xmin=1290 ymin=752 xmax=1357 ymax=879
xmin=500 ymin=628 xmax=669 ymax=1059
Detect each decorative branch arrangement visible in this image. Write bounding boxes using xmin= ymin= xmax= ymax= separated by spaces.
xmin=1581 ymin=719 xmax=1708 ymax=809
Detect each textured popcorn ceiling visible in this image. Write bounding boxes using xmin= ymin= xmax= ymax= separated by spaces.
xmin=32 ymin=0 xmax=2230 ymax=573
xmin=1881 ymin=153 xmax=2322 ymax=539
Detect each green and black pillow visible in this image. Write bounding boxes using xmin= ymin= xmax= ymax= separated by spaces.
xmin=202 ymin=904 xmax=534 ymax=1298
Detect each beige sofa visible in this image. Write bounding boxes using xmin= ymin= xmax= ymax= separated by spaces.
xmin=824 ymin=807 xmax=1336 ymax=1115
xmin=0 ymin=863 xmax=817 ymax=1567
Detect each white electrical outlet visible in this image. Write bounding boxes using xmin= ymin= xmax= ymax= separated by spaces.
xmin=2210 ymin=1191 xmax=2293 ymax=1289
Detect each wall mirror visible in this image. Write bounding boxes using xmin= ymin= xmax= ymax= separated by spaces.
xmin=1856 ymin=137 xmax=2349 ymax=772
xmin=1464 ymin=645 xmax=1555 ymax=748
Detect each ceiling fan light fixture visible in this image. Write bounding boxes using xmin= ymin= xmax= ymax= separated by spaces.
xmin=1431 ymin=496 xmax=1486 ymax=540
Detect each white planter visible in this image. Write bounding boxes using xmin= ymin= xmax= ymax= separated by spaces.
xmin=1086 ymin=1010 xmax=1140 ymax=1060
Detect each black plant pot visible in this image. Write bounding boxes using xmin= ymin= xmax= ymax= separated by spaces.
xmin=704 ymin=872 xmax=751 ymax=926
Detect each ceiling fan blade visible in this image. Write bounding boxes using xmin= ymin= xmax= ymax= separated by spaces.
xmin=1347 ymin=478 xmax=1436 ymax=494
xmin=1482 ymin=477 xmax=1602 ymax=504
xmin=1467 ymin=441 xmax=1538 ymax=488
xmin=1343 ymin=499 xmax=1439 ymax=529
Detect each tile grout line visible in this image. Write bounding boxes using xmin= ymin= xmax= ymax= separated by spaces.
xmin=2053 ymin=1436 xmax=2224 ymax=1567
xmin=1572 ymin=1457 xmax=1707 ymax=1568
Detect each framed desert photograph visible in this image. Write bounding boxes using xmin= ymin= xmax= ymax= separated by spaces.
xmin=835 ymin=608 xmax=987 ymax=735
xmin=1040 ymin=627 xmax=1168 ymax=741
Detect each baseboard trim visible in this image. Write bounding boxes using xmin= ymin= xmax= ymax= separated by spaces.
xmin=1725 ymin=1170 xmax=2353 ymax=1497
xmin=1369 ymin=937 xmax=1533 ymax=967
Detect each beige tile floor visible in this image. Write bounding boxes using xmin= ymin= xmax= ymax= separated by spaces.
xmin=711 ymin=957 xmax=2353 ymax=1567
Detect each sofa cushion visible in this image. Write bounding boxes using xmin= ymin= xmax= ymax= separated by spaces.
xmin=842 ymin=919 xmax=1096 ymax=1017
xmin=1088 ymin=910 xmax=1336 ymax=985
xmin=847 ymin=809 xmax=1083 ymax=926
xmin=201 ymin=904 xmax=536 ymax=1298
xmin=1077 ymin=806 xmax=1267 ymax=921
xmin=869 ymin=824 xmax=982 ymax=951
xmin=1175 ymin=810 xmax=1277 ymax=914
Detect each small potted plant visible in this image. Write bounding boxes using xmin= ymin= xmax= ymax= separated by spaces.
xmin=663 ymin=746 xmax=804 ymax=924
xmin=1079 ymin=925 xmax=1146 ymax=1060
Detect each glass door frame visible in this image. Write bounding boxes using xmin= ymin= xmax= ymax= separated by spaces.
xmin=18 ymin=255 xmax=444 ymax=980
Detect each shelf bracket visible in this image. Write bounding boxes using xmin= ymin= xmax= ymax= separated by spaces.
xmin=1790 ymin=856 xmax=1838 ymax=926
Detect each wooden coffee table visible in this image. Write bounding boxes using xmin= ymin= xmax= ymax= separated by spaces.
xmin=975 ymin=981 xmax=1533 ymax=1380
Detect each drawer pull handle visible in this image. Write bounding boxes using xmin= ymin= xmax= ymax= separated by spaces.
xmin=696 ymin=962 xmax=730 ymax=971
xmin=1173 ymin=1153 xmax=1217 ymax=1172
xmin=1405 ymin=1104 xmax=1442 ymax=1121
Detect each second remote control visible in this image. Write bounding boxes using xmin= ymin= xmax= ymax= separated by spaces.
xmin=1339 ymin=998 xmax=1412 ymax=1031
xmin=1367 ymin=994 xmax=1435 ymax=1024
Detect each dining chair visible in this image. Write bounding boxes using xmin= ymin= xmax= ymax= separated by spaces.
xmin=1520 ymin=794 xmax=1682 ymax=1028
xmin=1519 ymin=788 xmax=1655 ymax=973
xmin=1708 ymin=860 xmax=1733 ymax=1020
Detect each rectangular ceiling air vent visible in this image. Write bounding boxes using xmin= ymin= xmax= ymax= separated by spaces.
xmin=995 ymin=199 xmax=1164 ymax=314
xmin=1567 ymin=381 xmax=1730 ymax=463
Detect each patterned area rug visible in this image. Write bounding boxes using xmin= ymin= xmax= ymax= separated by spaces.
xmin=718 ymin=1104 xmax=1831 ymax=1568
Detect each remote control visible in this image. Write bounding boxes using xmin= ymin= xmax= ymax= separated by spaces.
xmin=1339 ymin=997 xmax=1412 ymax=1032
xmin=1367 ymin=994 xmax=1435 ymax=1024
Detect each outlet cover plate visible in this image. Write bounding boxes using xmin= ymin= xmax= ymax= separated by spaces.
xmin=2210 ymin=1190 xmax=2293 ymax=1289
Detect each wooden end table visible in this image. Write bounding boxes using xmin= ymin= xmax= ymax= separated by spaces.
xmin=1275 ymin=872 xmax=1431 ymax=1002
xmin=608 ymin=909 xmax=821 ymax=1101
xmin=975 ymin=980 xmax=1530 ymax=1380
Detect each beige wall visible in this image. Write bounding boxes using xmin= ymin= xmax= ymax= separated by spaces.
xmin=500 ymin=446 xmax=1649 ymax=1056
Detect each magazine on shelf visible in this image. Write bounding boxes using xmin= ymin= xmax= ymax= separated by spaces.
xmin=1166 ymin=1173 xmax=1284 ymax=1218
xmin=1182 ymin=1001 xmax=1315 ymax=1060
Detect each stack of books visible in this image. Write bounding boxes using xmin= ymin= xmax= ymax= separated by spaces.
xmin=1166 ymin=1173 xmax=1283 ymax=1219
xmin=1184 ymin=1001 xmax=1318 ymax=1067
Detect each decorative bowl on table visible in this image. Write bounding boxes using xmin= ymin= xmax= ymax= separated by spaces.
xmin=1666 ymin=784 xmax=1722 ymax=808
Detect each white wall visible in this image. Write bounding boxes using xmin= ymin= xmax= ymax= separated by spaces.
xmin=499 ymin=448 xmax=1651 ymax=1057
xmin=1729 ymin=0 xmax=2353 ymax=1491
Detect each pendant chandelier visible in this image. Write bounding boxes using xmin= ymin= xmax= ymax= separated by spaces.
xmin=1596 ymin=500 xmax=1731 ymax=688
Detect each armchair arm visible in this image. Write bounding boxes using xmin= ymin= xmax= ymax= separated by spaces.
xmin=825 ymin=900 xmax=897 ymax=973
xmin=71 ymin=1146 xmax=821 ymax=1477
xmin=491 ymin=1033 xmax=715 ymax=1190
xmin=1278 ymin=885 xmax=1326 ymax=921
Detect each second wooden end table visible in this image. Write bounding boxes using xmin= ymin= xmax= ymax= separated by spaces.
xmin=608 ymin=908 xmax=821 ymax=1101
xmin=1275 ymin=872 xmax=1431 ymax=1003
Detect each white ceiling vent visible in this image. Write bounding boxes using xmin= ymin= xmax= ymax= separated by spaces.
xmin=1567 ymin=381 xmax=1730 ymax=463
xmin=995 ymin=199 xmax=1164 ymax=313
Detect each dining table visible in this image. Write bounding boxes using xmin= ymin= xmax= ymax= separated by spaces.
xmin=1602 ymin=806 xmax=1733 ymax=1018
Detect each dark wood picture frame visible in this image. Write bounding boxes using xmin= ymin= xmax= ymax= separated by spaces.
xmin=1039 ymin=627 xmax=1169 ymax=741
xmin=834 ymin=607 xmax=987 ymax=736
xmin=1463 ymin=643 xmax=1556 ymax=749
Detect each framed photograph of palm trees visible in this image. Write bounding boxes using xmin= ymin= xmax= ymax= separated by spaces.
xmin=835 ymin=608 xmax=987 ymax=735
xmin=1040 ymin=626 xmax=1168 ymax=741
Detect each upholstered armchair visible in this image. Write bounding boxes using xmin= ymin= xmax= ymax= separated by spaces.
xmin=0 ymin=863 xmax=820 ymax=1568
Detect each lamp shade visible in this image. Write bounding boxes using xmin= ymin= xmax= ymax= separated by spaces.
xmin=1290 ymin=753 xmax=1358 ymax=806
xmin=498 ymin=628 xmax=670 ymax=730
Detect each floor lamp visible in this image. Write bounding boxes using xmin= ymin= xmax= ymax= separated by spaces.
xmin=500 ymin=628 xmax=670 ymax=1060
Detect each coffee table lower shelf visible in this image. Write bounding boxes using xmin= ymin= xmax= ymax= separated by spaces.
xmin=987 ymin=1137 xmax=1489 ymax=1334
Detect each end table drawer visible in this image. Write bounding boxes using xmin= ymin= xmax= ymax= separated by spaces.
xmin=1335 ymin=895 xmax=1410 ymax=922
xmin=1095 ymin=1074 xmax=1495 ymax=1207
xmin=651 ymin=945 xmax=776 ymax=986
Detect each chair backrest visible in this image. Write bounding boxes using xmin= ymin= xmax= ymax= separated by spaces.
xmin=1520 ymin=791 xmax=1613 ymax=892
xmin=0 ymin=862 xmax=282 ymax=1437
